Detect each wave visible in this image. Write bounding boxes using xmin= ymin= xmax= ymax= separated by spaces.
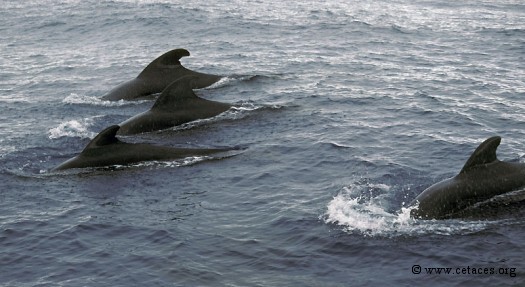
xmin=41 ymin=157 xmax=210 ymax=175
xmin=201 ymin=74 xmax=271 ymax=90
xmin=203 ymin=76 xmax=244 ymax=89
xmin=48 ymin=117 xmax=100 ymax=139
xmin=322 ymin=183 xmax=490 ymax=237
xmin=62 ymin=93 xmax=149 ymax=107
xmin=0 ymin=144 xmax=17 ymax=159
xmin=48 ymin=152 xmax=239 ymax=175
xmin=0 ymin=96 xmax=31 ymax=104
xmin=100 ymin=155 xmax=214 ymax=170
xmin=161 ymin=101 xmax=283 ymax=133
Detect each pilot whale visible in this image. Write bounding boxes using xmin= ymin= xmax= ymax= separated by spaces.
xmin=52 ymin=125 xmax=230 ymax=171
xmin=102 ymin=48 xmax=221 ymax=101
xmin=409 ymin=136 xmax=525 ymax=219
xmin=117 ymin=76 xmax=231 ymax=135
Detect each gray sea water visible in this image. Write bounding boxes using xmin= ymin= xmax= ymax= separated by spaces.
xmin=1 ymin=0 xmax=525 ymax=286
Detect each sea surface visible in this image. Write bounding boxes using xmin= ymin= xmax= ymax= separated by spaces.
xmin=1 ymin=0 xmax=525 ymax=286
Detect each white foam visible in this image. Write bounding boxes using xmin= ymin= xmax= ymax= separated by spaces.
xmin=165 ymin=102 xmax=266 ymax=132
xmin=230 ymin=102 xmax=263 ymax=114
xmin=104 ymin=156 xmax=214 ymax=170
xmin=48 ymin=117 xmax=98 ymax=139
xmin=204 ymin=77 xmax=233 ymax=89
xmin=323 ymin=184 xmax=489 ymax=237
xmin=0 ymin=145 xmax=16 ymax=158
xmin=0 ymin=96 xmax=30 ymax=104
xmin=63 ymin=93 xmax=148 ymax=107
xmin=201 ymin=75 xmax=258 ymax=90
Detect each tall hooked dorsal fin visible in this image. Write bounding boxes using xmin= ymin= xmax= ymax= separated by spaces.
xmin=156 ymin=48 xmax=190 ymax=66
xmin=82 ymin=125 xmax=121 ymax=151
xmin=139 ymin=49 xmax=191 ymax=77
xmin=459 ymin=136 xmax=501 ymax=174
xmin=151 ymin=76 xmax=200 ymax=110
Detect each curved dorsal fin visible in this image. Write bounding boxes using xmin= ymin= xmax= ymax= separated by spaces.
xmin=138 ymin=49 xmax=190 ymax=78
xmin=156 ymin=48 xmax=190 ymax=66
xmin=460 ymin=136 xmax=501 ymax=174
xmin=151 ymin=76 xmax=200 ymax=110
xmin=83 ymin=125 xmax=121 ymax=151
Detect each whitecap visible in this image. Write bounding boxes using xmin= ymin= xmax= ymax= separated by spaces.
xmin=200 ymin=75 xmax=263 ymax=90
xmin=63 ymin=93 xmax=149 ymax=107
xmin=98 ymin=156 xmax=214 ymax=171
xmin=0 ymin=145 xmax=17 ymax=158
xmin=323 ymin=183 xmax=489 ymax=237
xmin=48 ymin=117 xmax=98 ymax=139
xmin=202 ymin=76 xmax=235 ymax=89
xmin=165 ymin=101 xmax=269 ymax=132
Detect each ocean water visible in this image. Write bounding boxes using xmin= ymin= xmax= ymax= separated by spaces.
xmin=1 ymin=0 xmax=525 ymax=286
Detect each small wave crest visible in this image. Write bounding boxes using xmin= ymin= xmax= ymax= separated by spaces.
xmin=167 ymin=101 xmax=277 ymax=132
xmin=0 ymin=145 xmax=17 ymax=158
xmin=48 ymin=118 xmax=98 ymax=139
xmin=0 ymin=135 xmax=18 ymax=158
xmin=323 ymin=183 xmax=489 ymax=237
xmin=112 ymin=156 xmax=214 ymax=169
xmin=202 ymin=75 xmax=265 ymax=90
xmin=204 ymin=77 xmax=237 ymax=89
xmin=50 ymin=156 xmax=220 ymax=175
xmin=63 ymin=93 xmax=148 ymax=107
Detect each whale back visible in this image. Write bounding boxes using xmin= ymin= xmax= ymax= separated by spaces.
xmin=459 ymin=136 xmax=501 ymax=174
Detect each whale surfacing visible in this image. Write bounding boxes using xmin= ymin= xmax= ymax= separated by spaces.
xmin=409 ymin=136 xmax=525 ymax=219
xmin=102 ymin=48 xmax=221 ymax=101
xmin=52 ymin=125 xmax=230 ymax=171
xmin=117 ymin=76 xmax=231 ymax=135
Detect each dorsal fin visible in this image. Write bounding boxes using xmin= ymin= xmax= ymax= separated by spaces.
xmin=156 ymin=48 xmax=190 ymax=66
xmin=460 ymin=136 xmax=501 ymax=174
xmin=82 ymin=125 xmax=121 ymax=151
xmin=151 ymin=76 xmax=200 ymax=110
xmin=138 ymin=49 xmax=190 ymax=78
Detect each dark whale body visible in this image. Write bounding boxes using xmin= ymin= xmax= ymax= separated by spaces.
xmin=117 ymin=76 xmax=231 ymax=135
xmin=102 ymin=48 xmax=221 ymax=101
xmin=410 ymin=136 xmax=525 ymax=219
xmin=52 ymin=125 xmax=230 ymax=171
